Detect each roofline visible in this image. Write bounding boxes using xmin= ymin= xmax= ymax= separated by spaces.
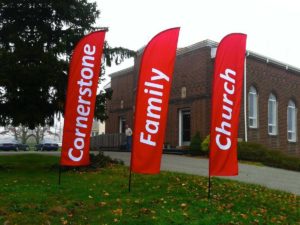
xmin=109 ymin=67 xmax=134 ymax=78
xmin=177 ymin=39 xmax=218 ymax=55
xmin=103 ymin=82 xmax=111 ymax=90
xmin=178 ymin=40 xmax=300 ymax=73
xmin=110 ymin=39 xmax=300 ymax=78
xmin=246 ymin=50 xmax=300 ymax=73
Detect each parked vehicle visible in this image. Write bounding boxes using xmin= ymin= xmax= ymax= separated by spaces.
xmin=0 ymin=143 xmax=19 ymax=151
xmin=35 ymin=143 xmax=59 ymax=151
xmin=35 ymin=144 xmax=43 ymax=151
xmin=17 ymin=144 xmax=30 ymax=151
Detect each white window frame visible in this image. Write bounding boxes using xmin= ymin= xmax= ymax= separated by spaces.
xmin=119 ymin=117 xmax=126 ymax=134
xmin=287 ymin=100 xmax=297 ymax=142
xmin=268 ymin=94 xmax=278 ymax=135
xmin=248 ymin=86 xmax=258 ymax=128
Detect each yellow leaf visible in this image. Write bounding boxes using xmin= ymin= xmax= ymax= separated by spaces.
xmin=99 ymin=202 xmax=107 ymax=207
xmin=140 ymin=208 xmax=151 ymax=214
xmin=112 ymin=208 xmax=123 ymax=216
xmin=180 ymin=203 xmax=187 ymax=208
xmin=240 ymin=213 xmax=248 ymax=219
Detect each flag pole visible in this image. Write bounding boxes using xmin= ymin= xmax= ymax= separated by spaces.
xmin=128 ymin=140 xmax=134 ymax=192
xmin=128 ymin=167 xmax=132 ymax=192
xmin=208 ymin=175 xmax=212 ymax=200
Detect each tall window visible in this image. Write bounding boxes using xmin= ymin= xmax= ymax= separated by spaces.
xmin=287 ymin=100 xmax=297 ymax=142
xmin=268 ymin=94 xmax=277 ymax=135
xmin=248 ymin=86 xmax=258 ymax=128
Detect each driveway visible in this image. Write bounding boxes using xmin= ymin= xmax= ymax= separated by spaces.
xmin=103 ymin=151 xmax=300 ymax=196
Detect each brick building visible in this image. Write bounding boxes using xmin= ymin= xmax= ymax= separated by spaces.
xmin=106 ymin=40 xmax=300 ymax=156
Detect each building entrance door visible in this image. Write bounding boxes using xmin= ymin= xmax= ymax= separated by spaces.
xmin=179 ymin=109 xmax=191 ymax=146
xmin=119 ymin=117 xmax=126 ymax=134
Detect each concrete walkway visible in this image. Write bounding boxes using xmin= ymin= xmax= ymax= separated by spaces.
xmin=103 ymin=151 xmax=300 ymax=196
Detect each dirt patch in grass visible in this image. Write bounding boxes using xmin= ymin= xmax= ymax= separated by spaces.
xmin=47 ymin=206 xmax=68 ymax=215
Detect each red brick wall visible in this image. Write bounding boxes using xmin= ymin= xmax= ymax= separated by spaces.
xmin=241 ymin=56 xmax=300 ymax=155
xmin=165 ymin=47 xmax=214 ymax=146
xmin=106 ymin=69 xmax=135 ymax=133
xmin=106 ymin=44 xmax=300 ymax=155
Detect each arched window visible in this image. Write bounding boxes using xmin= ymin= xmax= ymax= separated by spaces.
xmin=248 ymin=86 xmax=258 ymax=128
xmin=287 ymin=100 xmax=297 ymax=142
xmin=181 ymin=86 xmax=187 ymax=99
xmin=268 ymin=94 xmax=277 ymax=135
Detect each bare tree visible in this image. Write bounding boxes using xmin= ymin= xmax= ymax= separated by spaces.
xmin=0 ymin=125 xmax=59 ymax=144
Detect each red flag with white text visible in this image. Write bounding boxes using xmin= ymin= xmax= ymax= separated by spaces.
xmin=209 ymin=33 xmax=247 ymax=176
xmin=60 ymin=31 xmax=106 ymax=166
xmin=131 ymin=28 xmax=180 ymax=174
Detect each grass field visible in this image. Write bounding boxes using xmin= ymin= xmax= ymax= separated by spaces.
xmin=0 ymin=154 xmax=299 ymax=224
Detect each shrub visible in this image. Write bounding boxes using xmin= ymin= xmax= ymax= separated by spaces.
xmin=89 ymin=151 xmax=124 ymax=169
xmin=59 ymin=152 xmax=124 ymax=172
xmin=189 ymin=132 xmax=202 ymax=155
xmin=201 ymin=135 xmax=210 ymax=155
xmin=238 ymin=142 xmax=300 ymax=171
xmin=237 ymin=142 xmax=268 ymax=161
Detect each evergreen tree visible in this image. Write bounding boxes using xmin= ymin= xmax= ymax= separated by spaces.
xmin=0 ymin=0 xmax=134 ymax=129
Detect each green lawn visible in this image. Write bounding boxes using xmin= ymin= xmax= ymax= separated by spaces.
xmin=0 ymin=154 xmax=299 ymax=225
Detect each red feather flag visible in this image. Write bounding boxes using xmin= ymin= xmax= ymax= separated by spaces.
xmin=130 ymin=28 xmax=180 ymax=174
xmin=209 ymin=33 xmax=247 ymax=176
xmin=61 ymin=31 xmax=106 ymax=166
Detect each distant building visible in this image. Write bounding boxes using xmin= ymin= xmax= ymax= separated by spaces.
xmin=91 ymin=120 xmax=105 ymax=136
xmin=105 ymin=40 xmax=300 ymax=156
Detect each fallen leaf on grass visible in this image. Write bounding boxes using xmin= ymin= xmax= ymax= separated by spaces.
xmin=139 ymin=208 xmax=151 ymax=214
xmin=225 ymin=203 xmax=234 ymax=209
xmin=180 ymin=203 xmax=187 ymax=208
xmin=48 ymin=206 xmax=68 ymax=215
xmin=254 ymin=219 xmax=260 ymax=224
xmin=240 ymin=213 xmax=248 ymax=219
xmin=260 ymin=208 xmax=267 ymax=214
xmin=112 ymin=208 xmax=123 ymax=216
xmin=98 ymin=202 xmax=107 ymax=207
xmin=182 ymin=212 xmax=189 ymax=217
xmin=279 ymin=215 xmax=287 ymax=221
xmin=0 ymin=207 xmax=7 ymax=216
xmin=271 ymin=217 xmax=277 ymax=223
xmin=60 ymin=217 xmax=68 ymax=225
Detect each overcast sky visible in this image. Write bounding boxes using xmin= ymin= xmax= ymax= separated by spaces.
xmin=95 ymin=0 xmax=300 ymax=87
